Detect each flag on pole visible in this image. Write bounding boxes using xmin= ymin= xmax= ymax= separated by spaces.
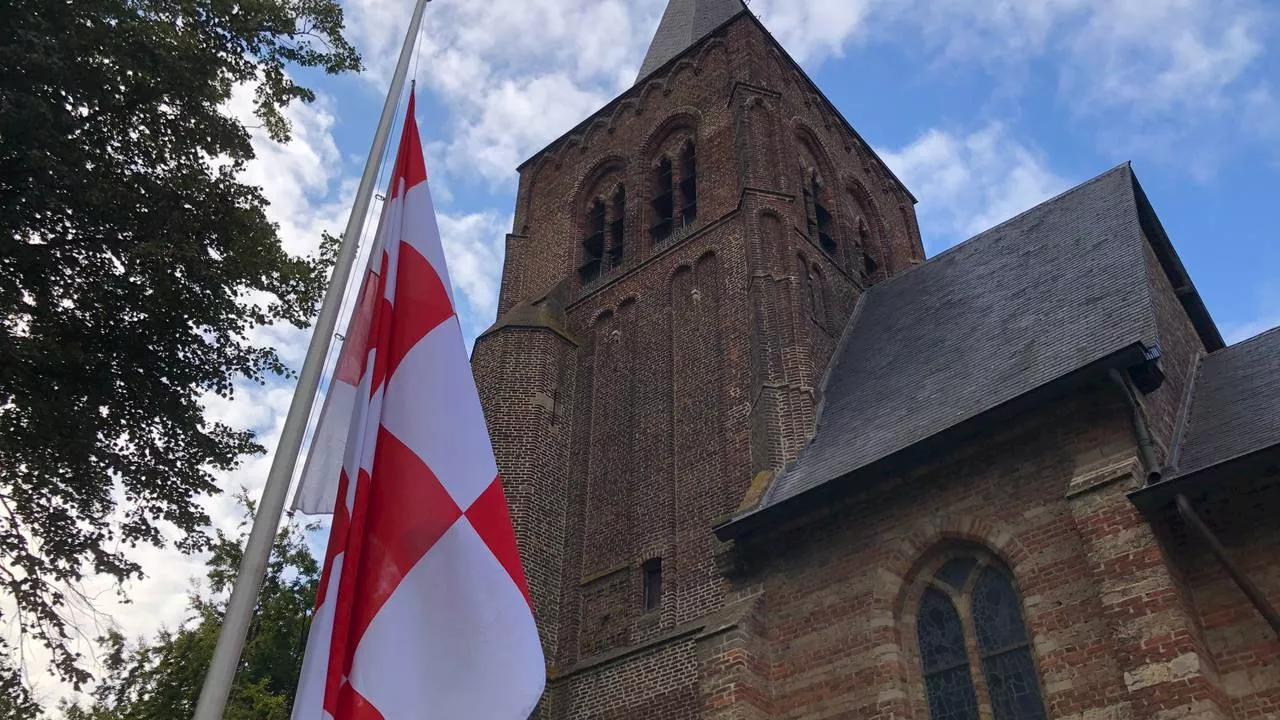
xmin=291 ymin=91 xmax=546 ymax=720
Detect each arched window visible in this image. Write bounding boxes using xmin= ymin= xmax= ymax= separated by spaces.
xmin=858 ymin=218 xmax=879 ymax=279
xmin=651 ymin=156 xmax=674 ymax=243
xmin=915 ymin=554 xmax=1046 ymax=720
xmin=802 ymin=170 xmax=835 ymax=254
xmin=680 ymin=142 xmax=697 ymax=226
xmin=796 ymin=255 xmax=828 ymax=331
xmin=809 ymin=263 xmax=828 ymax=330
xmin=580 ymin=185 xmax=627 ymax=285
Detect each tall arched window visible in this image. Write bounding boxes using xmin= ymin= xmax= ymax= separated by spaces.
xmin=580 ymin=197 xmax=606 ymax=284
xmin=580 ymin=184 xmax=626 ymax=285
xmin=609 ymin=185 xmax=626 ymax=266
xmin=651 ymin=156 xmax=674 ymax=243
xmin=858 ymin=218 xmax=878 ymax=280
xmin=795 ymin=255 xmax=829 ymax=332
xmin=802 ymin=169 xmax=835 ymax=254
xmin=915 ymin=554 xmax=1046 ymax=720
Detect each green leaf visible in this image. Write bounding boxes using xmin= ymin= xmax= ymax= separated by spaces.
xmin=0 ymin=0 xmax=357 ymax=693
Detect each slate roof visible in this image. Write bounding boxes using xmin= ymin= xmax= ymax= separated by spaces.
xmin=636 ymin=0 xmax=747 ymax=82
xmin=1173 ymin=328 xmax=1280 ymax=477
xmin=737 ymin=164 xmax=1174 ymax=524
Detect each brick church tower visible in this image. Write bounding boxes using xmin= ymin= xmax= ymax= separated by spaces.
xmin=473 ymin=0 xmax=1280 ymax=718
xmin=473 ymin=1 xmax=923 ymax=715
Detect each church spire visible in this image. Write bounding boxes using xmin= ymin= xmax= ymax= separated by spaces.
xmin=636 ymin=0 xmax=747 ymax=82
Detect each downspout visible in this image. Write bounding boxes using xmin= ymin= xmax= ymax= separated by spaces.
xmin=1176 ymin=494 xmax=1280 ymax=638
xmin=1108 ymin=368 xmax=1163 ymax=485
xmin=1112 ymin=367 xmax=1280 ymax=639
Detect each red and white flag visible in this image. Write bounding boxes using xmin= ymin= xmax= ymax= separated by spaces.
xmin=291 ymin=92 xmax=545 ymax=720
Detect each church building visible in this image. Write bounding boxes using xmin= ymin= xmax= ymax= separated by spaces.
xmin=471 ymin=1 xmax=1280 ymax=717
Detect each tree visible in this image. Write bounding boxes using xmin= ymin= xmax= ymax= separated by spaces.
xmin=0 ymin=641 xmax=42 ymax=720
xmin=60 ymin=502 xmax=320 ymax=720
xmin=0 ymin=0 xmax=359 ymax=688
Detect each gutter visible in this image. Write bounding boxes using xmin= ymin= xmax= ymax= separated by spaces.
xmin=716 ymin=344 xmax=1150 ymax=542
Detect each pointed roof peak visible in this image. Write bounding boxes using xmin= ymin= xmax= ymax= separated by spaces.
xmin=636 ymin=0 xmax=748 ymax=83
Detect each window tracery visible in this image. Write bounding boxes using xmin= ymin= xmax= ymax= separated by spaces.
xmin=914 ymin=551 xmax=1046 ymax=720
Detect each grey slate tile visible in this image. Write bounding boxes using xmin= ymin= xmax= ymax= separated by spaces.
xmin=758 ymin=163 xmax=1161 ymax=510
xmin=1175 ymin=327 xmax=1280 ymax=476
xmin=636 ymin=0 xmax=747 ymax=81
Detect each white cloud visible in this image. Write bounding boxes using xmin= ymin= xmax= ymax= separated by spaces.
xmin=886 ymin=0 xmax=1268 ymax=111
xmin=342 ymin=0 xmax=1274 ymax=189
xmin=1061 ymin=0 xmax=1264 ymax=114
xmin=437 ymin=210 xmax=510 ymax=329
xmin=1223 ymin=316 xmax=1280 ymax=344
xmin=444 ymin=73 xmax=607 ymax=185
xmin=343 ymin=0 xmax=667 ymax=186
xmin=747 ymin=0 xmax=874 ymax=64
xmin=1220 ymin=282 xmax=1280 ymax=344
xmin=892 ymin=0 xmax=1273 ymax=165
xmin=1243 ymin=86 xmax=1280 ymax=153
xmin=880 ymin=123 xmax=1070 ymax=252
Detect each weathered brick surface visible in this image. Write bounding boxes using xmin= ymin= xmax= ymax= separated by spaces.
xmin=1177 ymin=485 xmax=1280 ymax=719
xmin=471 ymin=10 xmax=1277 ymax=720
xmin=476 ymin=15 xmax=920 ymax=718
xmin=738 ymin=387 xmax=1136 ymax=719
xmin=1138 ymin=233 xmax=1209 ymax=462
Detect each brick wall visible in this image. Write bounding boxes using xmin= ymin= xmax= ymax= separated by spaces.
xmin=475 ymin=13 xmax=923 ymax=719
xmin=1139 ymin=233 xmax=1209 ymax=462
xmin=1179 ymin=482 xmax=1280 ymax=719
xmin=731 ymin=382 xmax=1236 ymax=720
xmin=467 ymin=9 xmax=1280 ymax=720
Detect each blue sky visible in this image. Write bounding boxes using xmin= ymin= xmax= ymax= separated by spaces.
xmin=32 ymin=0 xmax=1280 ymax=704
xmin=306 ymin=0 xmax=1278 ymax=345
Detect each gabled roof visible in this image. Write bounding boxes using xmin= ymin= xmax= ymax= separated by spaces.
xmin=720 ymin=163 xmax=1224 ymax=538
xmin=1172 ymin=327 xmax=1280 ymax=478
xmin=636 ymin=0 xmax=747 ymax=82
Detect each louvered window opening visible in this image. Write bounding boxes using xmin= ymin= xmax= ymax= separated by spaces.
xmin=652 ymin=142 xmax=698 ymax=245
xmin=580 ymin=188 xmax=627 ymax=286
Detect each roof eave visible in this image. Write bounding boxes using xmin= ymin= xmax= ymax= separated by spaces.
xmin=1129 ymin=443 xmax=1280 ymax=515
xmin=716 ymin=343 xmax=1150 ymax=542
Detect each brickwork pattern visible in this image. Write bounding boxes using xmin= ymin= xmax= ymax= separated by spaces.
xmin=1139 ymin=233 xmax=1209 ymax=462
xmin=471 ymin=9 xmax=1278 ymax=720
xmin=1181 ymin=485 xmax=1280 ymax=719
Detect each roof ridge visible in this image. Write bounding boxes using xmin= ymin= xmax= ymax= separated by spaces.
xmin=861 ymin=161 xmax=1133 ymax=297
xmin=1216 ymin=322 xmax=1280 ymax=351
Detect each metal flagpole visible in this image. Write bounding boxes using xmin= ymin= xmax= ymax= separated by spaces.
xmin=192 ymin=1 xmax=432 ymax=717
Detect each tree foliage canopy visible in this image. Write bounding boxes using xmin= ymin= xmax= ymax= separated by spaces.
xmin=60 ymin=504 xmax=320 ymax=720
xmin=0 ymin=0 xmax=358 ymax=688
